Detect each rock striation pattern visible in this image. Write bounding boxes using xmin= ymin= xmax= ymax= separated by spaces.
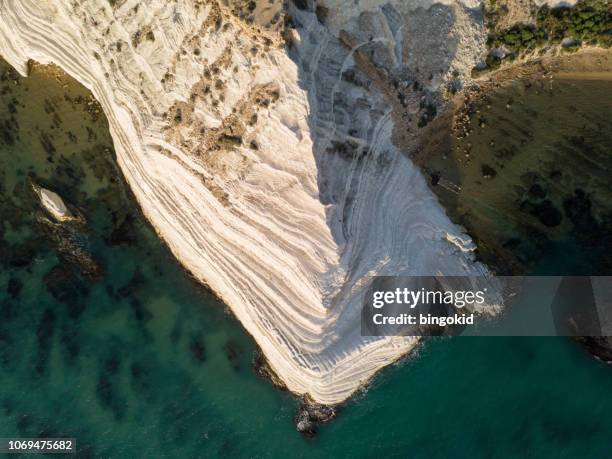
xmin=0 ymin=0 xmax=499 ymax=404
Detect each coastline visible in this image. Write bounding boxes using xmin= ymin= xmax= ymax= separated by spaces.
xmin=2 ymin=2 xmax=612 ymax=456
xmin=0 ymin=0 xmax=498 ymax=405
xmin=416 ymin=46 xmax=612 ymax=276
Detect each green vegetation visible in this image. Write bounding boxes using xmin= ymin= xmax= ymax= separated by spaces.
xmin=291 ymin=0 xmax=308 ymax=10
xmin=418 ymin=100 xmax=438 ymax=128
xmin=538 ymin=1 xmax=612 ymax=47
xmin=484 ymin=53 xmax=502 ymax=71
xmin=487 ymin=25 xmax=548 ymax=53
xmin=477 ymin=0 xmax=611 ymax=74
xmin=218 ymin=134 xmax=243 ymax=149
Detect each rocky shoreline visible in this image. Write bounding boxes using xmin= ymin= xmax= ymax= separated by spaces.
xmin=418 ymin=48 xmax=612 ymax=271
xmin=416 ymin=47 xmax=612 ymax=362
xmin=0 ymin=0 xmax=503 ymax=405
xmin=1 ymin=0 xmax=609 ymax=418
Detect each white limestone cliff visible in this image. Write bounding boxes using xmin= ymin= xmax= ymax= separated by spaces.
xmin=0 ymin=0 xmax=500 ymax=404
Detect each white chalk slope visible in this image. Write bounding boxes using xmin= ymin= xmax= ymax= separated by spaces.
xmin=0 ymin=0 xmax=497 ymax=404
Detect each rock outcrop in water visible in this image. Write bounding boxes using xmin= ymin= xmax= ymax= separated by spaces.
xmin=33 ymin=184 xmax=75 ymax=222
xmin=0 ymin=0 xmax=501 ymax=404
xmin=295 ymin=398 xmax=337 ymax=437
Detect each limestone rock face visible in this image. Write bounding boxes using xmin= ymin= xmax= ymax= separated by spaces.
xmin=33 ymin=185 xmax=73 ymax=222
xmin=0 ymin=0 xmax=499 ymax=404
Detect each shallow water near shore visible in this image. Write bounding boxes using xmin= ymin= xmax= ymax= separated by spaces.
xmin=2 ymin=60 xmax=612 ymax=458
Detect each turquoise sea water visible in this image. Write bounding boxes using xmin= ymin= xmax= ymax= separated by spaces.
xmin=1 ymin=61 xmax=612 ymax=458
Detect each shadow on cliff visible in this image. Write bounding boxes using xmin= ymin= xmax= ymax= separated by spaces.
xmin=283 ymin=0 xmax=482 ymax=269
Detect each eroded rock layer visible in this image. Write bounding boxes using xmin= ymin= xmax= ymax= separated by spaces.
xmin=0 ymin=0 xmax=497 ymax=404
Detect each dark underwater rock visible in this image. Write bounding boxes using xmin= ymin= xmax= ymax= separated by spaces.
xmin=55 ymin=233 xmax=103 ymax=281
xmin=117 ymin=267 xmax=146 ymax=298
xmin=224 ymin=340 xmax=244 ymax=369
xmin=1 ymin=243 xmax=36 ymax=268
xmin=44 ymin=264 xmax=89 ymax=319
xmin=252 ymin=350 xmax=287 ymax=390
xmin=38 ymin=216 xmax=103 ymax=281
xmin=295 ymin=398 xmax=337 ymax=437
xmin=35 ymin=308 xmax=56 ymax=374
xmin=563 ymin=189 xmax=595 ymax=230
xmin=189 ymin=335 xmax=206 ymax=363
xmin=129 ymin=298 xmax=152 ymax=323
xmin=109 ymin=212 xmax=138 ymax=246
xmin=96 ymin=354 xmax=126 ymax=420
xmin=575 ymin=337 xmax=612 ymax=363
xmin=6 ymin=277 xmax=22 ymax=299
xmin=59 ymin=324 xmax=81 ymax=363
xmin=520 ymin=199 xmax=563 ymax=227
xmin=528 ymin=183 xmax=546 ymax=199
